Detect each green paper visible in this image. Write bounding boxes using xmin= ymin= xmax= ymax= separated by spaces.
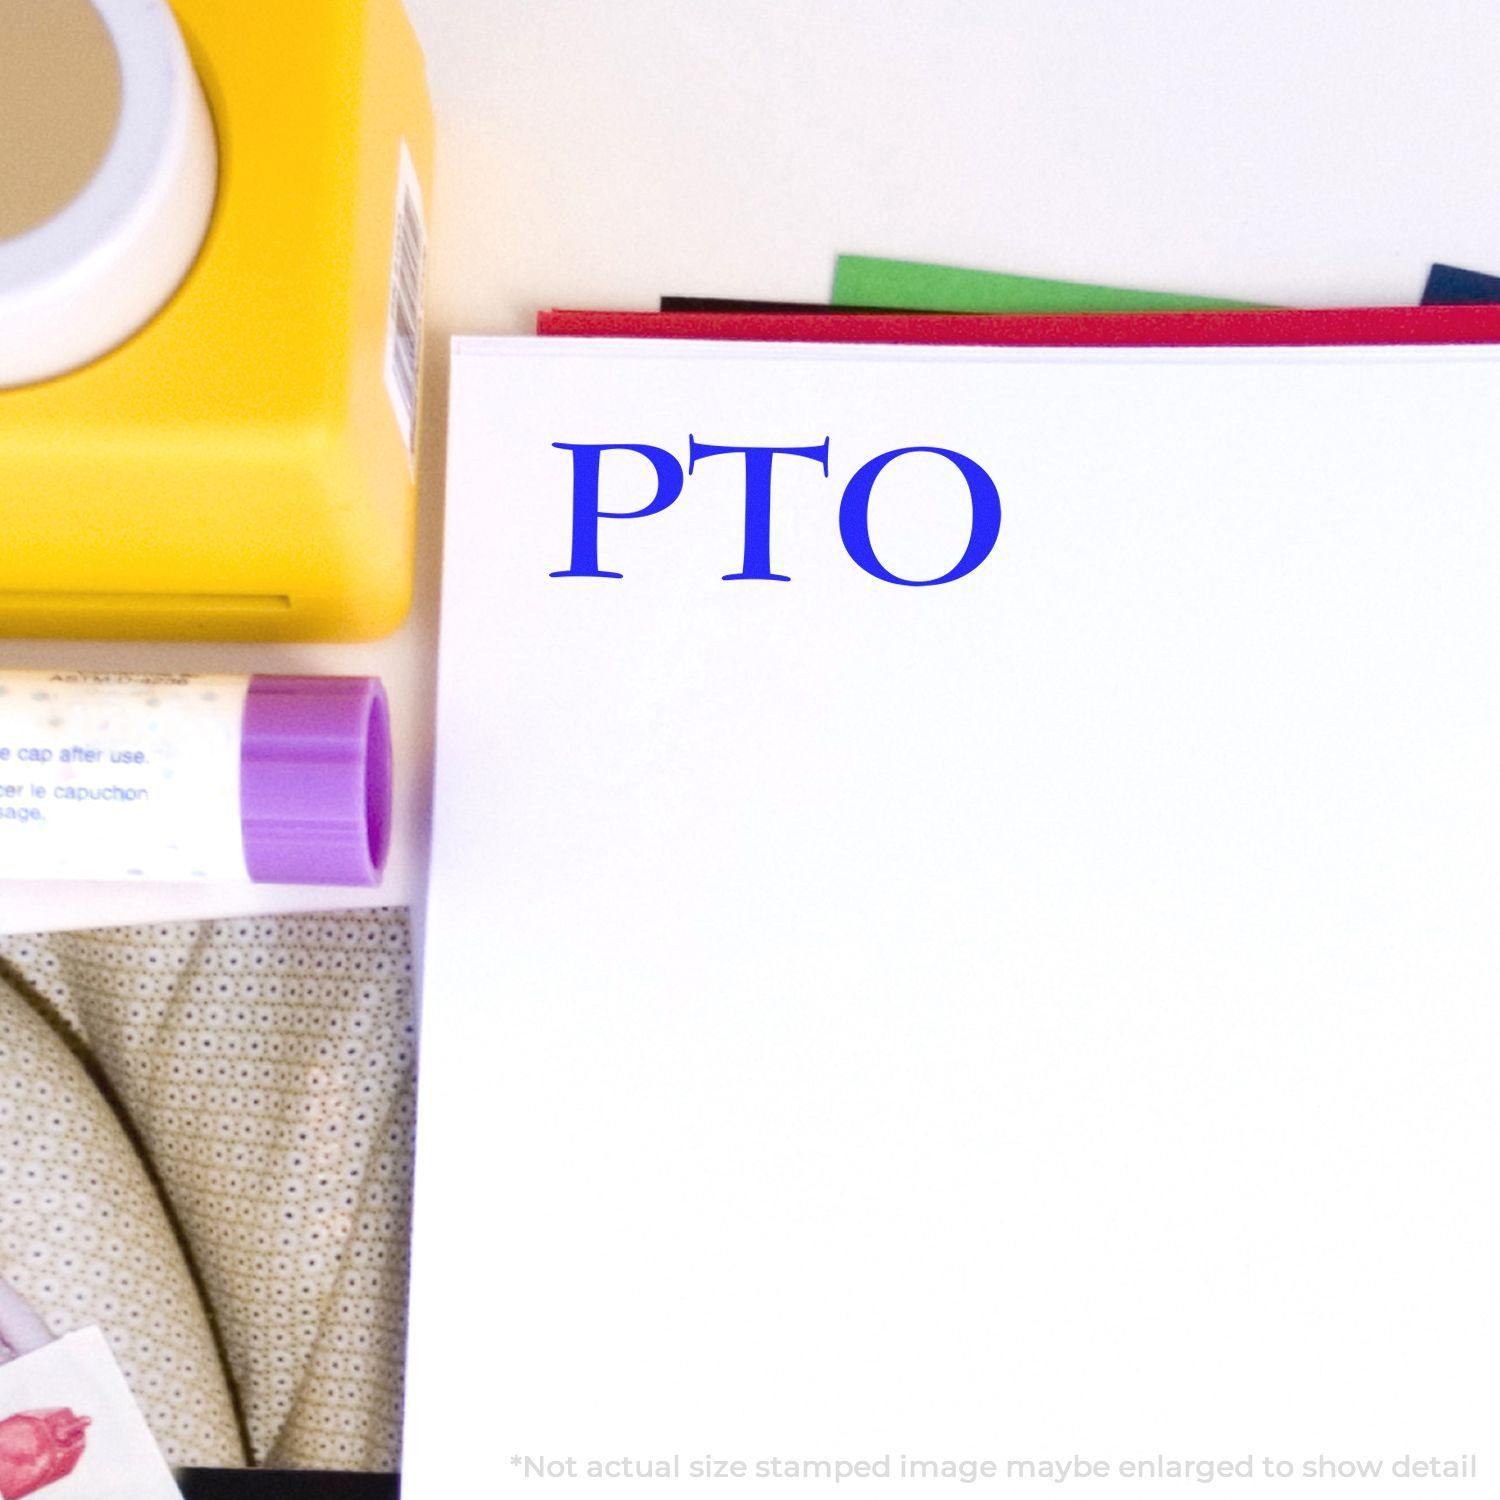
xmin=832 ymin=255 xmax=1264 ymax=314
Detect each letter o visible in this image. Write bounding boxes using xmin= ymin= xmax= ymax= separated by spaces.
xmin=839 ymin=446 xmax=1001 ymax=586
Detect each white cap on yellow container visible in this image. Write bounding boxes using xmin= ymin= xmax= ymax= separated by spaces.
xmin=0 ymin=0 xmax=217 ymax=388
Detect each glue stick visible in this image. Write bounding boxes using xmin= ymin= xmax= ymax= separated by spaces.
xmin=0 ymin=672 xmax=390 ymax=886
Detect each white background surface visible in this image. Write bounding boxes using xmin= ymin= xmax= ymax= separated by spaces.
xmin=6 ymin=0 xmax=1500 ymax=916
xmin=406 ymin=338 xmax=1500 ymax=1497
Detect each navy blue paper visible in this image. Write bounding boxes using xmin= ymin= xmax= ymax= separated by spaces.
xmin=1421 ymin=264 xmax=1500 ymax=305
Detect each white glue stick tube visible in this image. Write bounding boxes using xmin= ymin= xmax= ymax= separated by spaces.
xmin=0 ymin=671 xmax=390 ymax=887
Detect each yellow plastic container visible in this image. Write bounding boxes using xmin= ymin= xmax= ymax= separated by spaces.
xmin=0 ymin=0 xmax=433 ymax=641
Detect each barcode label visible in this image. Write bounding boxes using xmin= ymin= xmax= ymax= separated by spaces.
xmin=384 ymin=141 xmax=427 ymax=463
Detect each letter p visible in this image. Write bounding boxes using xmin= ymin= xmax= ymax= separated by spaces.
xmin=550 ymin=443 xmax=685 ymax=579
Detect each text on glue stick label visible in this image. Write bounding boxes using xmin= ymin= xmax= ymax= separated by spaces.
xmin=0 ymin=672 xmax=249 ymax=883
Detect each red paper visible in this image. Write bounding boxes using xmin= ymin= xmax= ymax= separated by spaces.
xmin=538 ymin=304 xmax=1500 ymax=347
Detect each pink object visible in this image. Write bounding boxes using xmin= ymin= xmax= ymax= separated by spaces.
xmin=241 ymin=675 xmax=392 ymax=887
xmin=0 ymin=1409 xmax=90 ymax=1499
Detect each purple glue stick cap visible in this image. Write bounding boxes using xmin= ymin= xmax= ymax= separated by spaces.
xmin=240 ymin=676 xmax=392 ymax=887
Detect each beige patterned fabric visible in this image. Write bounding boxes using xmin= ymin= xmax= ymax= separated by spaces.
xmin=0 ymin=970 xmax=241 ymax=1465
xmin=0 ymin=911 xmax=416 ymax=1472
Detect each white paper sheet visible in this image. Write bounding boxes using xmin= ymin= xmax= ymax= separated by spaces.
xmin=0 ymin=1329 xmax=179 ymax=1499
xmin=405 ymin=338 xmax=1500 ymax=1497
